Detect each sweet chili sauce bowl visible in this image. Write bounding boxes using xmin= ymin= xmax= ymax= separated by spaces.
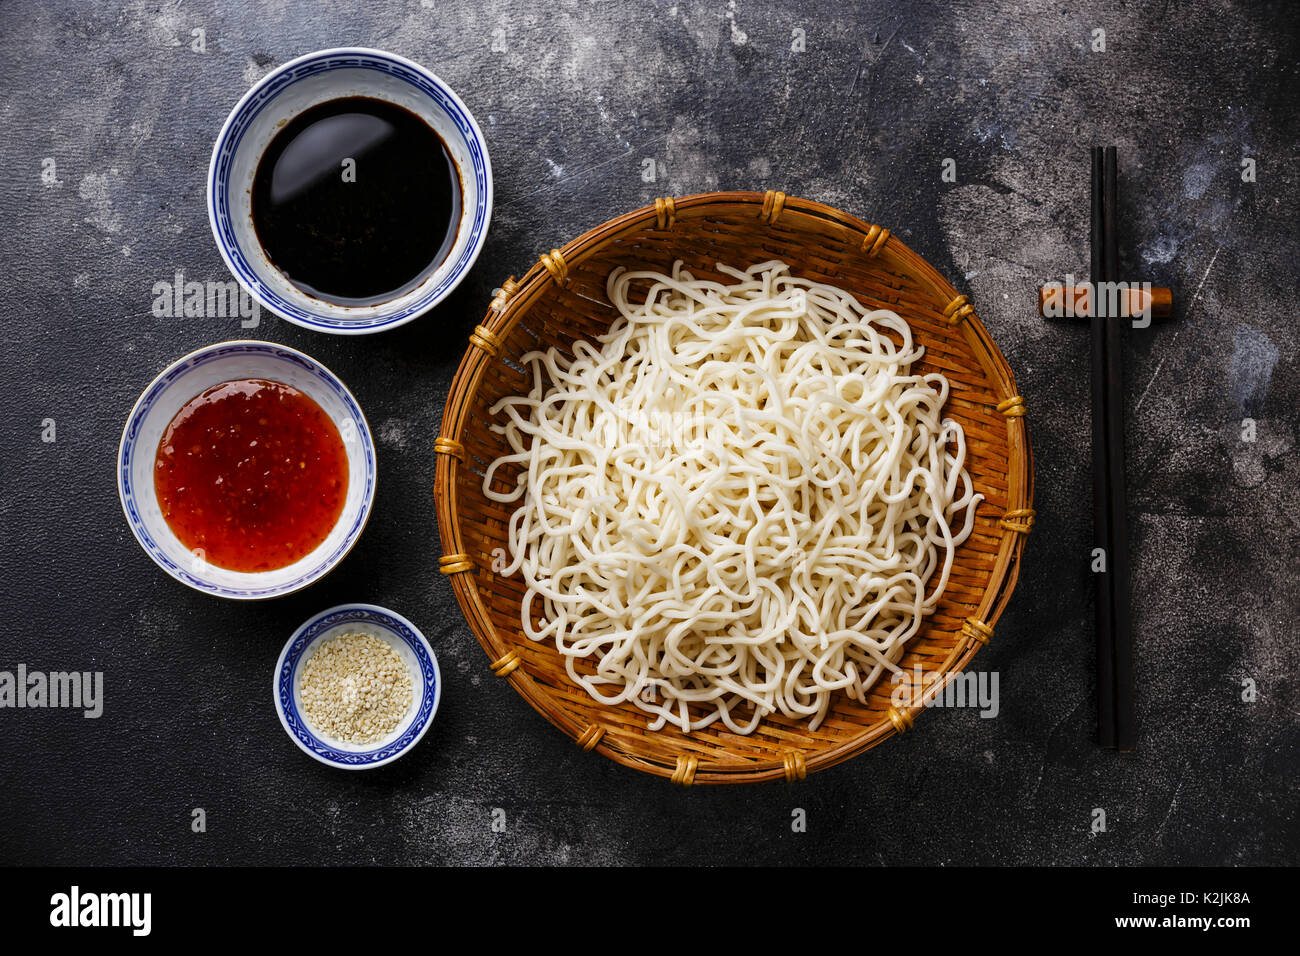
xmin=117 ymin=340 xmax=377 ymax=600
xmin=207 ymin=47 xmax=493 ymax=335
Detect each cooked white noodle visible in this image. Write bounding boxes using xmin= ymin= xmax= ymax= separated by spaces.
xmin=483 ymin=261 xmax=982 ymax=734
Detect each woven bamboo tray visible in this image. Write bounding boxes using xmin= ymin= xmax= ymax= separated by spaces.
xmin=434 ymin=191 xmax=1034 ymax=784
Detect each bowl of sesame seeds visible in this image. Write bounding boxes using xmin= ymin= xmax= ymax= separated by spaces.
xmin=274 ymin=603 xmax=440 ymax=769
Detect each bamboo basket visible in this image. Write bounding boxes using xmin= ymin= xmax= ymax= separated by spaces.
xmin=434 ymin=191 xmax=1034 ymax=784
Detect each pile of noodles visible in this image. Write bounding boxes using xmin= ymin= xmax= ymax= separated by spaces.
xmin=483 ymin=261 xmax=981 ymax=734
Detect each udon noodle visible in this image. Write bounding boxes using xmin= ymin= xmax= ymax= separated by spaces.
xmin=483 ymin=261 xmax=982 ymax=734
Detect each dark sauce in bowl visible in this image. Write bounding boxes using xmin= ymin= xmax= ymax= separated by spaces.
xmin=251 ymin=96 xmax=462 ymax=307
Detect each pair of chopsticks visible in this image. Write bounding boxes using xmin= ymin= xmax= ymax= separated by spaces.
xmin=1089 ymin=147 xmax=1135 ymax=751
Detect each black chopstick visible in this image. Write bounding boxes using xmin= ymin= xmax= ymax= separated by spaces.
xmin=1089 ymin=147 xmax=1117 ymax=749
xmin=1102 ymin=146 xmax=1136 ymax=751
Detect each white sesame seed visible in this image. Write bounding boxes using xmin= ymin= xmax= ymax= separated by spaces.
xmin=298 ymin=631 xmax=414 ymax=745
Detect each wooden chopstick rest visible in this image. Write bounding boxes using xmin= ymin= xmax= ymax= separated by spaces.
xmin=1038 ymin=283 xmax=1173 ymax=323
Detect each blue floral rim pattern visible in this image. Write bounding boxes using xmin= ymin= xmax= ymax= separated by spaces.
xmin=276 ymin=606 xmax=440 ymax=767
xmin=117 ymin=342 xmax=376 ymax=599
xmin=209 ymin=49 xmax=491 ymax=332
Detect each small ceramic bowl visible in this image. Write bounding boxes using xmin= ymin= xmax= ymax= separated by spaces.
xmin=274 ymin=604 xmax=441 ymax=769
xmin=207 ymin=47 xmax=493 ymax=334
xmin=117 ymin=340 xmax=377 ymax=599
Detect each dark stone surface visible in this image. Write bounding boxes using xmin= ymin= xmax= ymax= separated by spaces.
xmin=1 ymin=0 xmax=1296 ymax=865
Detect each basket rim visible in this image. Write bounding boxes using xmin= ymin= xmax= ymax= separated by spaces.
xmin=434 ymin=190 xmax=1034 ymax=784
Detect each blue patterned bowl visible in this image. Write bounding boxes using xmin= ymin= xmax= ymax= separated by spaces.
xmin=207 ymin=48 xmax=493 ymax=334
xmin=275 ymin=604 xmax=441 ymax=769
xmin=117 ymin=340 xmax=377 ymax=600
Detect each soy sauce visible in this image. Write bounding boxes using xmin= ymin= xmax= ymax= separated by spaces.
xmin=251 ymin=96 xmax=461 ymax=306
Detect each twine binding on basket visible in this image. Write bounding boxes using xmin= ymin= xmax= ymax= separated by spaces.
xmin=944 ymin=293 xmax=976 ymax=327
xmin=961 ymin=617 xmax=994 ymax=647
xmin=861 ymin=224 xmax=890 ymax=257
xmin=469 ymin=324 xmax=503 ymax=357
xmin=489 ymin=277 xmax=518 ymax=313
xmin=887 ymin=706 xmax=915 ymax=733
xmin=540 ymin=248 xmax=568 ymax=284
xmin=438 ymin=553 xmax=473 ymax=575
xmin=433 ymin=437 xmax=464 ymax=461
xmin=996 ymin=395 xmax=1027 ymax=417
xmin=671 ymin=754 xmax=699 ymax=785
xmin=782 ymin=750 xmax=807 ymax=782
xmin=654 ymin=197 xmax=677 ymax=230
xmin=576 ymin=724 xmax=605 ymax=751
xmin=759 ymin=190 xmax=787 ymax=225
xmin=999 ymin=508 xmax=1036 ymax=533
xmin=490 ymin=650 xmax=522 ymax=678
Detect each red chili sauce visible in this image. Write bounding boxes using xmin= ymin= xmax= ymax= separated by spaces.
xmin=154 ymin=378 xmax=348 ymax=572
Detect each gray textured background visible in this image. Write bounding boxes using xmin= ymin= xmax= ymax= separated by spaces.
xmin=1 ymin=0 xmax=1296 ymax=866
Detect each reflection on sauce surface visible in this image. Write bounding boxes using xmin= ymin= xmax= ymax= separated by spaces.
xmin=154 ymin=379 xmax=348 ymax=572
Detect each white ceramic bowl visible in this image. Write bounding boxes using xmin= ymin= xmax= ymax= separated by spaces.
xmin=274 ymin=604 xmax=441 ymax=769
xmin=117 ymin=340 xmax=377 ymax=599
xmin=207 ymin=48 xmax=493 ymax=334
